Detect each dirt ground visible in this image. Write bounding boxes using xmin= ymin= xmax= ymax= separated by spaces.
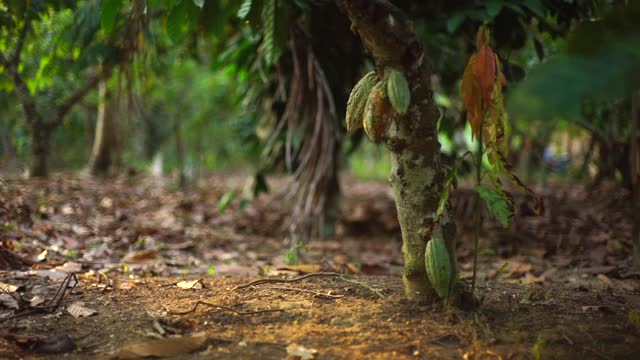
xmin=1 ymin=173 xmax=639 ymax=359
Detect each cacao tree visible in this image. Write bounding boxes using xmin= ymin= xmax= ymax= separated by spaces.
xmin=0 ymin=0 xmax=144 ymax=177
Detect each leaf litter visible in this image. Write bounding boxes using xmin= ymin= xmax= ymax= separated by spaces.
xmin=0 ymin=173 xmax=638 ymax=359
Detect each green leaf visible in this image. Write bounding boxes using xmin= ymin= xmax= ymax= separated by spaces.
xmin=446 ymin=13 xmax=465 ymax=33
xmin=217 ymin=190 xmax=238 ymax=212
xmin=522 ymin=0 xmax=544 ymax=17
xmin=101 ymin=0 xmax=121 ymax=34
xmin=494 ymin=262 xmax=509 ymax=278
xmin=193 ymin=0 xmax=204 ymax=8
xmin=261 ymin=0 xmax=279 ymax=65
xmin=237 ymin=0 xmax=252 ymax=19
xmin=476 ymin=184 xmax=513 ymax=228
xmin=485 ymin=0 xmax=503 ymax=19
xmin=166 ymin=0 xmax=194 ymax=44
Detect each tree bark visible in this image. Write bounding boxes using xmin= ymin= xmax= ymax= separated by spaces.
xmin=173 ymin=117 xmax=187 ymax=188
xmin=630 ymin=93 xmax=640 ymax=266
xmin=89 ymin=79 xmax=113 ymax=175
xmin=29 ymin=122 xmax=52 ymax=178
xmin=337 ymin=0 xmax=456 ymax=302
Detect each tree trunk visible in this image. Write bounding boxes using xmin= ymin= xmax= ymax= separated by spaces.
xmin=173 ymin=117 xmax=186 ymax=188
xmin=630 ymin=93 xmax=640 ymax=266
xmin=30 ymin=121 xmax=52 ymax=178
xmin=338 ymin=0 xmax=456 ymax=302
xmin=89 ymin=79 xmax=113 ymax=175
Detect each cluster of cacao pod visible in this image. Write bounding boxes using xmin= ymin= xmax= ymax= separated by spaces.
xmin=345 ymin=69 xmax=411 ymax=143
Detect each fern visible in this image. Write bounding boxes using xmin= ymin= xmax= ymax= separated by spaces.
xmin=261 ymin=0 xmax=279 ymax=66
xmin=237 ymin=0 xmax=253 ymax=19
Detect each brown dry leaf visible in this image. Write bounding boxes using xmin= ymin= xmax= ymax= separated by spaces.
xmin=108 ymin=332 xmax=208 ymax=359
xmin=461 ymin=54 xmax=482 ymax=138
xmin=276 ymin=264 xmax=321 ymax=274
xmin=121 ymin=249 xmax=158 ymax=264
xmin=521 ymin=273 xmax=545 ymax=284
xmin=30 ymin=295 xmax=45 ymax=307
xmin=176 ymin=279 xmax=204 ymax=290
xmin=0 ymin=293 xmax=19 ymax=309
xmin=597 ymin=274 xmax=612 ymax=287
xmin=0 ymin=282 xmax=19 ymax=293
xmin=474 ymin=45 xmax=496 ymax=105
xmin=56 ymin=261 xmax=83 ymax=273
xmin=118 ymin=282 xmax=137 ymax=290
xmin=508 ymin=261 xmax=531 ymax=275
xmin=67 ymin=302 xmax=97 ymax=318
xmin=286 ymin=343 xmax=318 ymax=360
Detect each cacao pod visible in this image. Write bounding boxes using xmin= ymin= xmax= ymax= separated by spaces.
xmin=387 ymin=69 xmax=411 ymax=115
xmin=425 ymin=237 xmax=452 ymax=299
xmin=363 ymin=80 xmax=393 ymax=143
xmin=345 ymin=71 xmax=379 ymax=134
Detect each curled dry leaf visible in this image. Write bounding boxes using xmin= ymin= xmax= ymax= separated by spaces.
xmin=67 ymin=301 xmax=97 ymax=318
xmin=176 ymin=279 xmax=204 ymax=290
xmin=286 ymin=343 xmax=318 ymax=360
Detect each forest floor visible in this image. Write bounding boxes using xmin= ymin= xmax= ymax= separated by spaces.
xmin=1 ymin=173 xmax=639 ymax=359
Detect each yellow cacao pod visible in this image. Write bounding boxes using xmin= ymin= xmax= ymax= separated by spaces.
xmin=363 ymin=80 xmax=393 ymax=143
xmin=387 ymin=69 xmax=410 ymax=115
xmin=345 ymin=71 xmax=379 ymax=134
xmin=425 ymin=237 xmax=452 ymax=299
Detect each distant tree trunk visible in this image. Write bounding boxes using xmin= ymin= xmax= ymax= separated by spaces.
xmin=30 ymin=121 xmax=52 ymax=178
xmin=0 ymin=124 xmax=18 ymax=171
xmin=338 ymin=0 xmax=456 ymax=302
xmin=173 ymin=117 xmax=186 ymax=188
xmin=630 ymin=93 xmax=640 ymax=266
xmin=89 ymin=79 xmax=113 ymax=175
xmin=320 ymin=151 xmax=341 ymax=237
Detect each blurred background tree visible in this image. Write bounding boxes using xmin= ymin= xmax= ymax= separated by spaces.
xmin=1 ymin=0 xmax=637 ymax=260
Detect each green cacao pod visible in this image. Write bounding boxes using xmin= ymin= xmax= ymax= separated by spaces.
xmin=425 ymin=237 xmax=452 ymax=298
xmin=345 ymin=71 xmax=379 ymax=134
xmin=387 ymin=69 xmax=411 ymax=115
xmin=363 ymin=80 xmax=393 ymax=143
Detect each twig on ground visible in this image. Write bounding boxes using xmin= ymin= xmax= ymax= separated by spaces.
xmin=0 ymin=272 xmax=77 ymax=323
xmin=232 ymin=272 xmax=342 ymax=290
xmin=268 ymin=286 xmax=344 ymax=299
xmin=232 ymin=272 xmax=385 ymax=299
xmin=166 ymin=301 xmax=284 ymax=316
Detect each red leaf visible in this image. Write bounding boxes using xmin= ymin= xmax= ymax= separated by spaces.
xmin=461 ymin=54 xmax=483 ymax=139
xmin=474 ymin=46 xmax=496 ymax=106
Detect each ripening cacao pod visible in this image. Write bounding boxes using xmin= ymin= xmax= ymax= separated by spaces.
xmin=387 ymin=69 xmax=411 ymax=115
xmin=363 ymin=80 xmax=393 ymax=143
xmin=345 ymin=71 xmax=379 ymax=134
xmin=425 ymin=237 xmax=452 ymax=299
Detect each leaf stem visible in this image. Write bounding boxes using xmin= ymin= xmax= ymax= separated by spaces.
xmin=472 ymin=117 xmax=484 ymax=295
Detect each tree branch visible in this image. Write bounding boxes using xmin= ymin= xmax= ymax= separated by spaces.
xmin=2 ymin=57 xmax=40 ymax=126
xmin=335 ymin=0 xmax=423 ymax=69
xmin=54 ymin=65 xmax=114 ymax=127
xmin=11 ymin=1 xmax=32 ymax=66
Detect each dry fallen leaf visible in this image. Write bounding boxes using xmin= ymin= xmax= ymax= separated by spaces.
xmin=108 ymin=332 xmax=208 ymax=359
xmin=67 ymin=302 xmax=97 ymax=318
xmin=286 ymin=343 xmax=318 ymax=360
xmin=30 ymin=295 xmax=45 ymax=307
xmin=0 ymin=293 xmax=19 ymax=309
xmin=176 ymin=279 xmax=204 ymax=290
xmin=276 ymin=264 xmax=321 ymax=274
xmin=0 ymin=282 xmax=19 ymax=293
xmin=56 ymin=261 xmax=83 ymax=273
xmin=121 ymin=249 xmax=158 ymax=264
